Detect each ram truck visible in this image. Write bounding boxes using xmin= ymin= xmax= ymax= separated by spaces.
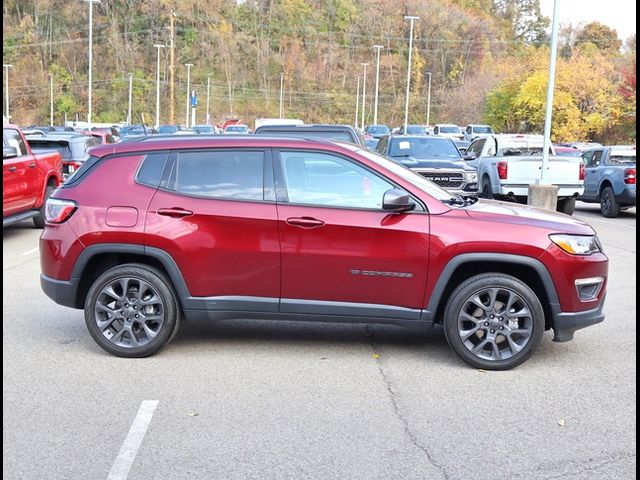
xmin=3 ymin=124 xmax=63 ymax=227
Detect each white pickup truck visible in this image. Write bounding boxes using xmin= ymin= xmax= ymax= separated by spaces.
xmin=465 ymin=134 xmax=584 ymax=214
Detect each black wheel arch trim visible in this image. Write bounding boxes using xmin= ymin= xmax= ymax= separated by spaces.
xmin=420 ymin=253 xmax=561 ymax=323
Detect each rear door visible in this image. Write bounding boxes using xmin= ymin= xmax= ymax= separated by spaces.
xmin=145 ymin=148 xmax=280 ymax=312
xmin=274 ymin=148 xmax=429 ymax=319
xmin=3 ymin=128 xmax=37 ymax=215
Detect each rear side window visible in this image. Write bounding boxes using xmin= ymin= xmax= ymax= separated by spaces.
xmin=137 ymin=152 xmax=169 ymax=187
xmin=168 ymin=150 xmax=264 ymax=201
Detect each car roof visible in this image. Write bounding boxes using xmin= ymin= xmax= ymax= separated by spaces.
xmin=89 ymin=135 xmax=348 ymax=158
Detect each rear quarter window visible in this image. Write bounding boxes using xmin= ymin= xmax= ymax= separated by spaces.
xmin=136 ymin=152 xmax=170 ymax=187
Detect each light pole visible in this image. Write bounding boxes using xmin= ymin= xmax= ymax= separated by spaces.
xmin=85 ymin=0 xmax=101 ymax=130
xmin=3 ymin=64 xmax=11 ymax=121
xmin=153 ymin=44 xmax=165 ymax=129
xmin=403 ymin=15 xmax=419 ymax=134
xmin=127 ymin=73 xmax=133 ymax=125
xmin=49 ymin=74 xmax=54 ymax=126
xmin=361 ymin=63 xmax=368 ymax=130
xmin=372 ymin=45 xmax=383 ymax=126
xmin=206 ymin=73 xmax=212 ymax=125
xmin=425 ymin=72 xmax=432 ymax=127
xmin=354 ymin=74 xmax=360 ymax=129
xmin=279 ymin=72 xmax=284 ymax=119
xmin=184 ymin=63 xmax=193 ymax=128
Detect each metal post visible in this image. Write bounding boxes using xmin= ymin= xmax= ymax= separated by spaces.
xmin=127 ymin=73 xmax=133 ymax=125
xmin=49 ymin=74 xmax=54 ymax=126
xmin=540 ymin=0 xmax=560 ymax=184
xmin=3 ymin=65 xmax=11 ymax=120
xmin=206 ymin=74 xmax=211 ymax=125
xmin=169 ymin=11 xmax=176 ymax=124
xmin=361 ymin=63 xmax=368 ymax=130
xmin=85 ymin=0 xmax=101 ymax=130
xmin=403 ymin=16 xmax=419 ymax=135
xmin=426 ymin=72 xmax=432 ymax=127
xmin=184 ymin=63 xmax=193 ymax=128
xmin=354 ymin=74 xmax=360 ymax=129
xmin=154 ymin=44 xmax=165 ymax=129
xmin=279 ymin=73 xmax=284 ymax=119
xmin=373 ymin=45 xmax=383 ymax=125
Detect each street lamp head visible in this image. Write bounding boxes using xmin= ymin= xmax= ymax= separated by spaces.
xmin=83 ymin=0 xmax=101 ymax=3
xmin=404 ymin=15 xmax=420 ymax=21
xmin=373 ymin=45 xmax=384 ymax=49
xmin=185 ymin=63 xmax=194 ymax=67
xmin=3 ymin=64 xmax=13 ymax=68
xmin=153 ymin=44 xmax=166 ymax=48
xmin=361 ymin=63 xmax=369 ymax=66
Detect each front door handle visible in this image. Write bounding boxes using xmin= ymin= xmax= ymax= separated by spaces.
xmin=157 ymin=207 xmax=194 ymax=218
xmin=286 ymin=216 xmax=325 ymax=228
xmin=28 ymin=162 xmax=37 ymax=168
xmin=8 ymin=167 xmax=17 ymax=172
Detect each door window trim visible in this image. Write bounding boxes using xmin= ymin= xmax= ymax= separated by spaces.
xmin=272 ymin=148 xmax=426 ymax=212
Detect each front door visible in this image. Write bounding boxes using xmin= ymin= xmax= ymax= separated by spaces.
xmin=583 ymin=150 xmax=602 ymax=199
xmin=3 ymin=128 xmax=37 ymax=216
xmin=274 ymin=149 xmax=430 ymax=320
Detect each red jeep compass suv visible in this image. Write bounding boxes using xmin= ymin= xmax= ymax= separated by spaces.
xmin=40 ymin=137 xmax=608 ymax=369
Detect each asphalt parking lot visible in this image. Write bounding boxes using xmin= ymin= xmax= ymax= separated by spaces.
xmin=3 ymin=202 xmax=636 ymax=480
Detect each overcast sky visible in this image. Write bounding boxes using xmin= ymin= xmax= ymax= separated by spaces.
xmin=539 ymin=0 xmax=636 ymax=41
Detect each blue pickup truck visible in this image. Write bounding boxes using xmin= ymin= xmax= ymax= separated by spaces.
xmin=579 ymin=146 xmax=636 ymax=217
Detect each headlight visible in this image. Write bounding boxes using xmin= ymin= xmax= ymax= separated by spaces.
xmin=465 ymin=171 xmax=477 ymax=183
xmin=549 ymin=234 xmax=602 ymax=255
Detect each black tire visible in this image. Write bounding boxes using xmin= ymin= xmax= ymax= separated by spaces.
xmin=480 ymin=176 xmax=493 ymax=199
xmin=443 ymin=273 xmax=544 ymax=370
xmin=33 ymin=185 xmax=55 ymax=228
xmin=84 ymin=263 xmax=178 ymax=357
xmin=600 ymin=186 xmax=620 ymax=218
xmin=556 ymin=197 xmax=576 ymax=215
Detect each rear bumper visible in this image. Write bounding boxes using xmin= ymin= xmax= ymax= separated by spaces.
xmin=40 ymin=274 xmax=79 ymax=309
xmin=552 ymin=296 xmax=606 ymax=342
xmin=498 ymin=184 xmax=583 ymax=198
xmin=616 ymin=187 xmax=636 ymax=206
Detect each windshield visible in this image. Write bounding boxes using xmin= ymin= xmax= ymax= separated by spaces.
xmin=472 ymin=126 xmax=493 ymax=134
xmin=158 ymin=125 xmax=179 ymax=134
xmin=367 ymin=125 xmax=390 ymax=135
xmin=225 ymin=126 xmax=248 ymax=132
xmin=439 ymin=126 xmax=461 ymax=134
xmin=389 ymin=137 xmax=461 ymax=159
xmin=193 ymin=126 xmax=215 ymax=134
xmin=356 ymin=148 xmax=455 ymax=201
xmin=405 ymin=125 xmax=426 ymax=134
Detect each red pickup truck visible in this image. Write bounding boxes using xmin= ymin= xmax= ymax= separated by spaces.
xmin=3 ymin=124 xmax=63 ymax=227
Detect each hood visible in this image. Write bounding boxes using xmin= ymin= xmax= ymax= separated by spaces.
xmin=392 ymin=156 xmax=474 ymax=171
xmin=462 ymin=199 xmax=595 ymax=235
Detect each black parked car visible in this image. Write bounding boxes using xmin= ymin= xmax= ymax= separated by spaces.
xmin=28 ymin=133 xmax=101 ymax=179
xmin=254 ymin=124 xmax=365 ymax=146
xmin=376 ymin=135 xmax=478 ymax=197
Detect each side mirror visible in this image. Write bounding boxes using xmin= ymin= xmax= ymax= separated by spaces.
xmin=3 ymin=146 xmax=18 ymax=159
xmin=382 ymin=188 xmax=415 ymax=212
xmin=464 ymin=152 xmax=477 ymax=161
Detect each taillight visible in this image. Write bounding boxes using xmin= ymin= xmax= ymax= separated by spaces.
xmin=45 ymin=199 xmax=78 ymax=224
xmin=64 ymin=161 xmax=83 ymax=174
xmin=497 ymin=161 xmax=508 ymax=180
xmin=579 ymin=163 xmax=585 ymax=180
xmin=624 ymin=168 xmax=636 ymax=184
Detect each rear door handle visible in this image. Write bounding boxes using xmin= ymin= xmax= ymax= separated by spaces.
xmin=286 ymin=216 xmax=325 ymax=228
xmin=157 ymin=207 xmax=194 ymax=218
xmin=8 ymin=167 xmax=17 ymax=172
xmin=28 ymin=162 xmax=36 ymax=168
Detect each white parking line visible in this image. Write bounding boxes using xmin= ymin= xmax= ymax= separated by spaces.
xmin=20 ymin=247 xmax=39 ymax=256
xmin=107 ymin=400 xmax=159 ymax=480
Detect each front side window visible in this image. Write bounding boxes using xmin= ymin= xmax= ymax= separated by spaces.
xmin=279 ymin=150 xmax=394 ymax=209
xmin=3 ymin=129 xmax=27 ymax=156
xmin=588 ymin=151 xmax=603 ymax=168
xmin=467 ymin=139 xmax=486 ymax=156
xmin=170 ymin=150 xmax=264 ymax=201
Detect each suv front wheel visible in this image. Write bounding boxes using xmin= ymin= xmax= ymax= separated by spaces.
xmin=444 ymin=273 xmax=544 ymax=370
xmin=84 ymin=264 xmax=178 ymax=357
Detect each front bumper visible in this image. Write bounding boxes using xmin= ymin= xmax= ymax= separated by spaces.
xmin=552 ymin=295 xmax=606 ymax=342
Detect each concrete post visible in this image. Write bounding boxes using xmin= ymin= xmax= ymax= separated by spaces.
xmin=527 ymin=184 xmax=559 ymax=211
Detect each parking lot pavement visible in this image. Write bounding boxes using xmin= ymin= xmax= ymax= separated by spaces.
xmin=3 ymin=203 xmax=636 ymax=480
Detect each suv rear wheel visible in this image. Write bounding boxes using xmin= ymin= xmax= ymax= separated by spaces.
xmin=84 ymin=264 xmax=178 ymax=357
xmin=444 ymin=273 xmax=544 ymax=370
xmin=600 ymin=186 xmax=620 ymax=218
